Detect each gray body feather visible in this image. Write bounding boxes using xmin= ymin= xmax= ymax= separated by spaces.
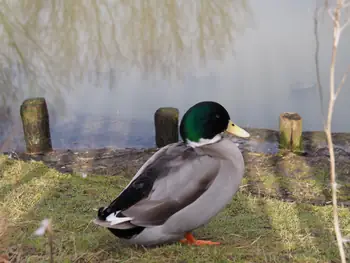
xmin=94 ymin=137 xmax=245 ymax=246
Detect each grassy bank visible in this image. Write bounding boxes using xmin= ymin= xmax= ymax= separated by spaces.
xmin=1 ymin=155 xmax=350 ymax=262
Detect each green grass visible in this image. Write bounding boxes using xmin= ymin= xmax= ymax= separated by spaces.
xmin=1 ymin=155 xmax=350 ymax=262
xmin=241 ymin=151 xmax=350 ymax=205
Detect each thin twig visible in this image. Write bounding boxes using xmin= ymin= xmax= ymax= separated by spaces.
xmin=340 ymin=17 xmax=350 ymax=32
xmin=326 ymin=1 xmax=348 ymax=262
xmin=328 ymin=8 xmax=336 ymax=21
xmin=47 ymin=222 xmax=54 ymax=263
xmin=343 ymin=2 xmax=350 ymax=9
xmin=314 ymin=6 xmax=325 ymax=123
xmin=335 ymin=66 xmax=350 ymax=99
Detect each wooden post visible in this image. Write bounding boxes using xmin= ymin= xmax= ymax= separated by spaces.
xmin=20 ymin=97 xmax=52 ymax=154
xmin=279 ymin=112 xmax=303 ymax=152
xmin=154 ymin=107 xmax=179 ymax=148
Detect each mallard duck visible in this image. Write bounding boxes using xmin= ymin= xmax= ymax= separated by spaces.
xmin=93 ymin=101 xmax=250 ymax=246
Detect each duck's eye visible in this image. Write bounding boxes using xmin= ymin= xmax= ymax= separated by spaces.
xmin=215 ymin=114 xmax=220 ymax=118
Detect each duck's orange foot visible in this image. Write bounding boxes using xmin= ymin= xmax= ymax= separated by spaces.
xmin=180 ymin=232 xmax=220 ymax=246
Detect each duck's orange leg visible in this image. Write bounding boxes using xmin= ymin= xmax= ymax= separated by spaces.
xmin=180 ymin=232 xmax=220 ymax=246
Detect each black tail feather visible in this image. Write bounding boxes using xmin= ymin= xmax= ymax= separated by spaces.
xmin=97 ymin=206 xmax=111 ymax=220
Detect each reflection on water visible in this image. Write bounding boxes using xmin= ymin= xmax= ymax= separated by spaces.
xmin=0 ymin=0 xmax=350 ymax=151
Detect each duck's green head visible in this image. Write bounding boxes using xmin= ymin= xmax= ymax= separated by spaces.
xmin=179 ymin=101 xmax=250 ymax=147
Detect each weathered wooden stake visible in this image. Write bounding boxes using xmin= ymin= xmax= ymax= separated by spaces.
xmin=20 ymin=97 xmax=52 ymax=154
xmin=279 ymin=112 xmax=303 ymax=152
xmin=154 ymin=107 xmax=179 ymax=148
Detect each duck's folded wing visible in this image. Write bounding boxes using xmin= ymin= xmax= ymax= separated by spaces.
xmin=120 ymin=148 xmax=221 ymax=227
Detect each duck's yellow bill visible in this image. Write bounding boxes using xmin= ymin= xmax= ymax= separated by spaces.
xmin=226 ymin=120 xmax=250 ymax=138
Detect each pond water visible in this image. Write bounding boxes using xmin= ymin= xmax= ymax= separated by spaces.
xmin=0 ymin=0 xmax=350 ymax=151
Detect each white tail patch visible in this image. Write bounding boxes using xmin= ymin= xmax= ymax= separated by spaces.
xmin=106 ymin=212 xmax=133 ymax=225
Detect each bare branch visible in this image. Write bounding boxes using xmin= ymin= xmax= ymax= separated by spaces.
xmin=314 ymin=7 xmax=326 ymax=125
xmin=325 ymin=0 xmax=349 ymax=262
xmin=340 ymin=17 xmax=350 ymax=32
xmin=328 ymin=8 xmax=336 ymax=21
xmin=335 ymin=66 xmax=350 ymax=99
xmin=343 ymin=2 xmax=350 ymax=9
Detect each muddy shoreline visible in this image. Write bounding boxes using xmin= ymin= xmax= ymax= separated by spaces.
xmin=2 ymin=128 xmax=350 ymax=207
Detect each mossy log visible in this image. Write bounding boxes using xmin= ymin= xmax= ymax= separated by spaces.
xmin=20 ymin=97 xmax=52 ymax=154
xmin=154 ymin=107 xmax=179 ymax=148
xmin=279 ymin=112 xmax=303 ymax=152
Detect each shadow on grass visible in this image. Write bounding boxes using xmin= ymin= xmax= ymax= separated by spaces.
xmin=241 ymin=149 xmax=350 ymax=262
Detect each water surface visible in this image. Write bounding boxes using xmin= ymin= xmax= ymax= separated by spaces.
xmin=0 ymin=0 xmax=349 ymax=151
